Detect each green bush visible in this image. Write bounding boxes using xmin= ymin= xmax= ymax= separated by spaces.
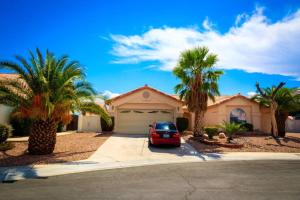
xmin=176 ymin=117 xmax=189 ymax=133
xmin=101 ymin=116 xmax=114 ymax=132
xmin=9 ymin=115 xmax=32 ymax=137
xmin=219 ymin=121 xmax=246 ymax=142
xmin=57 ymin=121 xmax=64 ymax=132
xmin=240 ymin=122 xmax=253 ymax=132
xmin=0 ymin=124 xmax=11 ymax=143
xmin=204 ymin=127 xmax=218 ymax=139
xmin=0 ymin=142 xmax=14 ymax=151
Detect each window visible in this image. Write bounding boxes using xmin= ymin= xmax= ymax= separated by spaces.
xmin=148 ymin=111 xmax=158 ymax=113
xmin=120 ymin=110 xmax=131 ymax=113
xmin=160 ymin=110 xmax=171 ymax=114
xmin=230 ymin=108 xmax=247 ymax=123
xmin=155 ymin=123 xmax=177 ymax=131
xmin=133 ymin=110 xmax=144 ymax=113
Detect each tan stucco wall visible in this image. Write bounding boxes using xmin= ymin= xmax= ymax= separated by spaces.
xmin=108 ymin=88 xmax=184 ymax=132
xmin=0 ymin=104 xmax=13 ymax=125
xmin=195 ymin=96 xmax=264 ymax=131
xmin=261 ymin=107 xmax=271 ymax=133
xmin=78 ymin=115 xmax=101 ymax=132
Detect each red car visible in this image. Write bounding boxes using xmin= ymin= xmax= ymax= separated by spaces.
xmin=148 ymin=121 xmax=181 ymax=147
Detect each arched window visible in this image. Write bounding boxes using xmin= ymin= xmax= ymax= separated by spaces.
xmin=230 ymin=108 xmax=247 ymax=123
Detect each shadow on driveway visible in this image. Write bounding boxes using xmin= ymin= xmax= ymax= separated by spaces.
xmin=148 ymin=140 xmax=222 ymax=161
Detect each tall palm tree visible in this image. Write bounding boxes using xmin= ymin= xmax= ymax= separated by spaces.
xmin=0 ymin=49 xmax=111 ymax=154
xmin=173 ymin=47 xmax=223 ymax=136
xmin=253 ymin=84 xmax=300 ymax=137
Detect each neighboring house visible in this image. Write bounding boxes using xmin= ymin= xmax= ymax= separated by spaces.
xmin=100 ymin=85 xmax=271 ymax=134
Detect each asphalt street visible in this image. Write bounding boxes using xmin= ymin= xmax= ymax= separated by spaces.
xmin=1 ymin=160 xmax=300 ymax=200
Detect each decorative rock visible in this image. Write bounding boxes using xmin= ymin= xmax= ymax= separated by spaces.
xmin=203 ymin=134 xmax=209 ymax=140
xmin=219 ymin=132 xmax=226 ymax=139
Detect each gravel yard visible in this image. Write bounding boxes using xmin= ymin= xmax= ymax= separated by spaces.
xmin=0 ymin=132 xmax=111 ymax=167
xmin=183 ymin=133 xmax=300 ymax=153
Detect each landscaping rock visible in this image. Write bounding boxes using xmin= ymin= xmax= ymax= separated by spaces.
xmin=203 ymin=134 xmax=209 ymax=140
xmin=219 ymin=132 xmax=226 ymax=139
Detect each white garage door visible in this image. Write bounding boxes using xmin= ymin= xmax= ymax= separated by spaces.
xmin=117 ymin=109 xmax=174 ymax=134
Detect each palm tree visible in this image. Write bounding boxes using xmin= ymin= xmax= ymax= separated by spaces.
xmin=253 ymin=85 xmax=300 ymax=137
xmin=0 ymin=49 xmax=111 ymax=154
xmin=219 ymin=121 xmax=245 ymax=143
xmin=173 ymin=47 xmax=223 ymax=136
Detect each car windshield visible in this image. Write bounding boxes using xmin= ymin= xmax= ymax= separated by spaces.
xmin=155 ymin=123 xmax=176 ymax=131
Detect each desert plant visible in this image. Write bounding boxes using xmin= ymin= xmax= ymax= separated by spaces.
xmin=0 ymin=124 xmax=11 ymax=143
xmin=240 ymin=122 xmax=253 ymax=132
xmin=0 ymin=49 xmax=111 ymax=154
xmin=219 ymin=121 xmax=245 ymax=143
xmin=56 ymin=121 xmax=64 ymax=132
xmin=101 ymin=116 xmax=114 ymax=132
xmin=176 ymin=117 xmax=189 ymax=133
xmin=9 ymin=114 xmax=32 ymax=136
xmin=173 ymin=47 xmax=223 ymax=136
xmin=204 ymin=127 xmax=218 ymax=139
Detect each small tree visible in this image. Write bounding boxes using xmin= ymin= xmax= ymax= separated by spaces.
xmin=219 ymin=121 xmax=245 ymax=143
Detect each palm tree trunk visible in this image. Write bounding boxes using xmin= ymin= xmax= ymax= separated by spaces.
xmin=270 ymin=102 xmax=278 ymax=137
xmin=193 ymin=110 xmax=205 ymax=137
xmin=28 ymin=118 xmax=57 ymax=155
xmin=276 ymin=112 xmax=288 ymax=138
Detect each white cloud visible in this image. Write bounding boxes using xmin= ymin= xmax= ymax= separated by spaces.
xmin=102 ymin=90 xmax=120 ymax=99
xmin=247 ymin=91 xmax=257 ymax=97
xmin=110 ymin=7 xmax=300 ymax=79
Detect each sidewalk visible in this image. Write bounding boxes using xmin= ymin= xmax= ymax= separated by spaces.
xmin=1 ymin=152 xmax=300 ymax=182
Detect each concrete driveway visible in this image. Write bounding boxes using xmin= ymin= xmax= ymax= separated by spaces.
xmin=87 ymin=133 xmax=207 ymax=163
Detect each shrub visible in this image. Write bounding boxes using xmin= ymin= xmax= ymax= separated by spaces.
xmin=219 ymin=121 xmax=246 ymax=143
xmin=240 ymin=122 xmax=253 ymax=132
xmin=0 ymin=124 xmax=11 ymax=143
xmin=9 ymin=115 xmax=32 ymax=137
xmin=204 ymin=127 xmax=218 ymax=139
xmin=0 ymin=142 xmax=14 ymax=151
xmin=176 ymin=117 xmax=189 ymax=133
xmin=101 ymin=116 xmax=114 ymax=132
xmin=57 ymin=121 xmax=64 ymax=132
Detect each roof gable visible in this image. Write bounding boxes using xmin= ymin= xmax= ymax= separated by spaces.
xmin=208 ymin=94 xmax=259 ymax=107
xmin=108 ymin=85 xmax=184 ymax=104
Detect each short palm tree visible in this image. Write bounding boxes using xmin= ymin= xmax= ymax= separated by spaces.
xmin=219 ymin=121 xmax=245 ymax=143
xmin=253 ymin=85 xmax=300 ymax=137
xmin=173 ymin=47 xmax=223 ymax=136
xmin=0 ymin=49 xmax=111 ymax=154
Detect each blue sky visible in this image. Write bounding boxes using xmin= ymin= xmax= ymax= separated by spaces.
xmin=0 ymin=0 xmax=300 ymax=97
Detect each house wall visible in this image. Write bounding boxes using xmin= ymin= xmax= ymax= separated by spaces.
xmin=108 ymin=88 xmax=184 ymax=132
xmin=78 ymin=115 xmax=101 ymax=132
xmin=286 ymin=118 xmax=300 ymax=133
xmin=188 ymin=96 xmax=266 ymax=131
xmin=0 ymin=104 xmax=13 ymax=125
xmin=261 ymin=107 xmax=271 ymax=133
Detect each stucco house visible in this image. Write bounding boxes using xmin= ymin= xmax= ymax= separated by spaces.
xmin=0 ymin=73 xmax=272 ymax=134
xmin=85 ymin=85 xmax=271 ymax=134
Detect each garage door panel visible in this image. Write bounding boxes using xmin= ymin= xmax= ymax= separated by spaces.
xmin=117 ymin=109 xmax=174 ymax=134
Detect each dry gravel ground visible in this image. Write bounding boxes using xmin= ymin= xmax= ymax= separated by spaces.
xmin=184 ymin=133 xmax=300 ymax=153
xmin=0 ymin=132 xmax=111 ymax=167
